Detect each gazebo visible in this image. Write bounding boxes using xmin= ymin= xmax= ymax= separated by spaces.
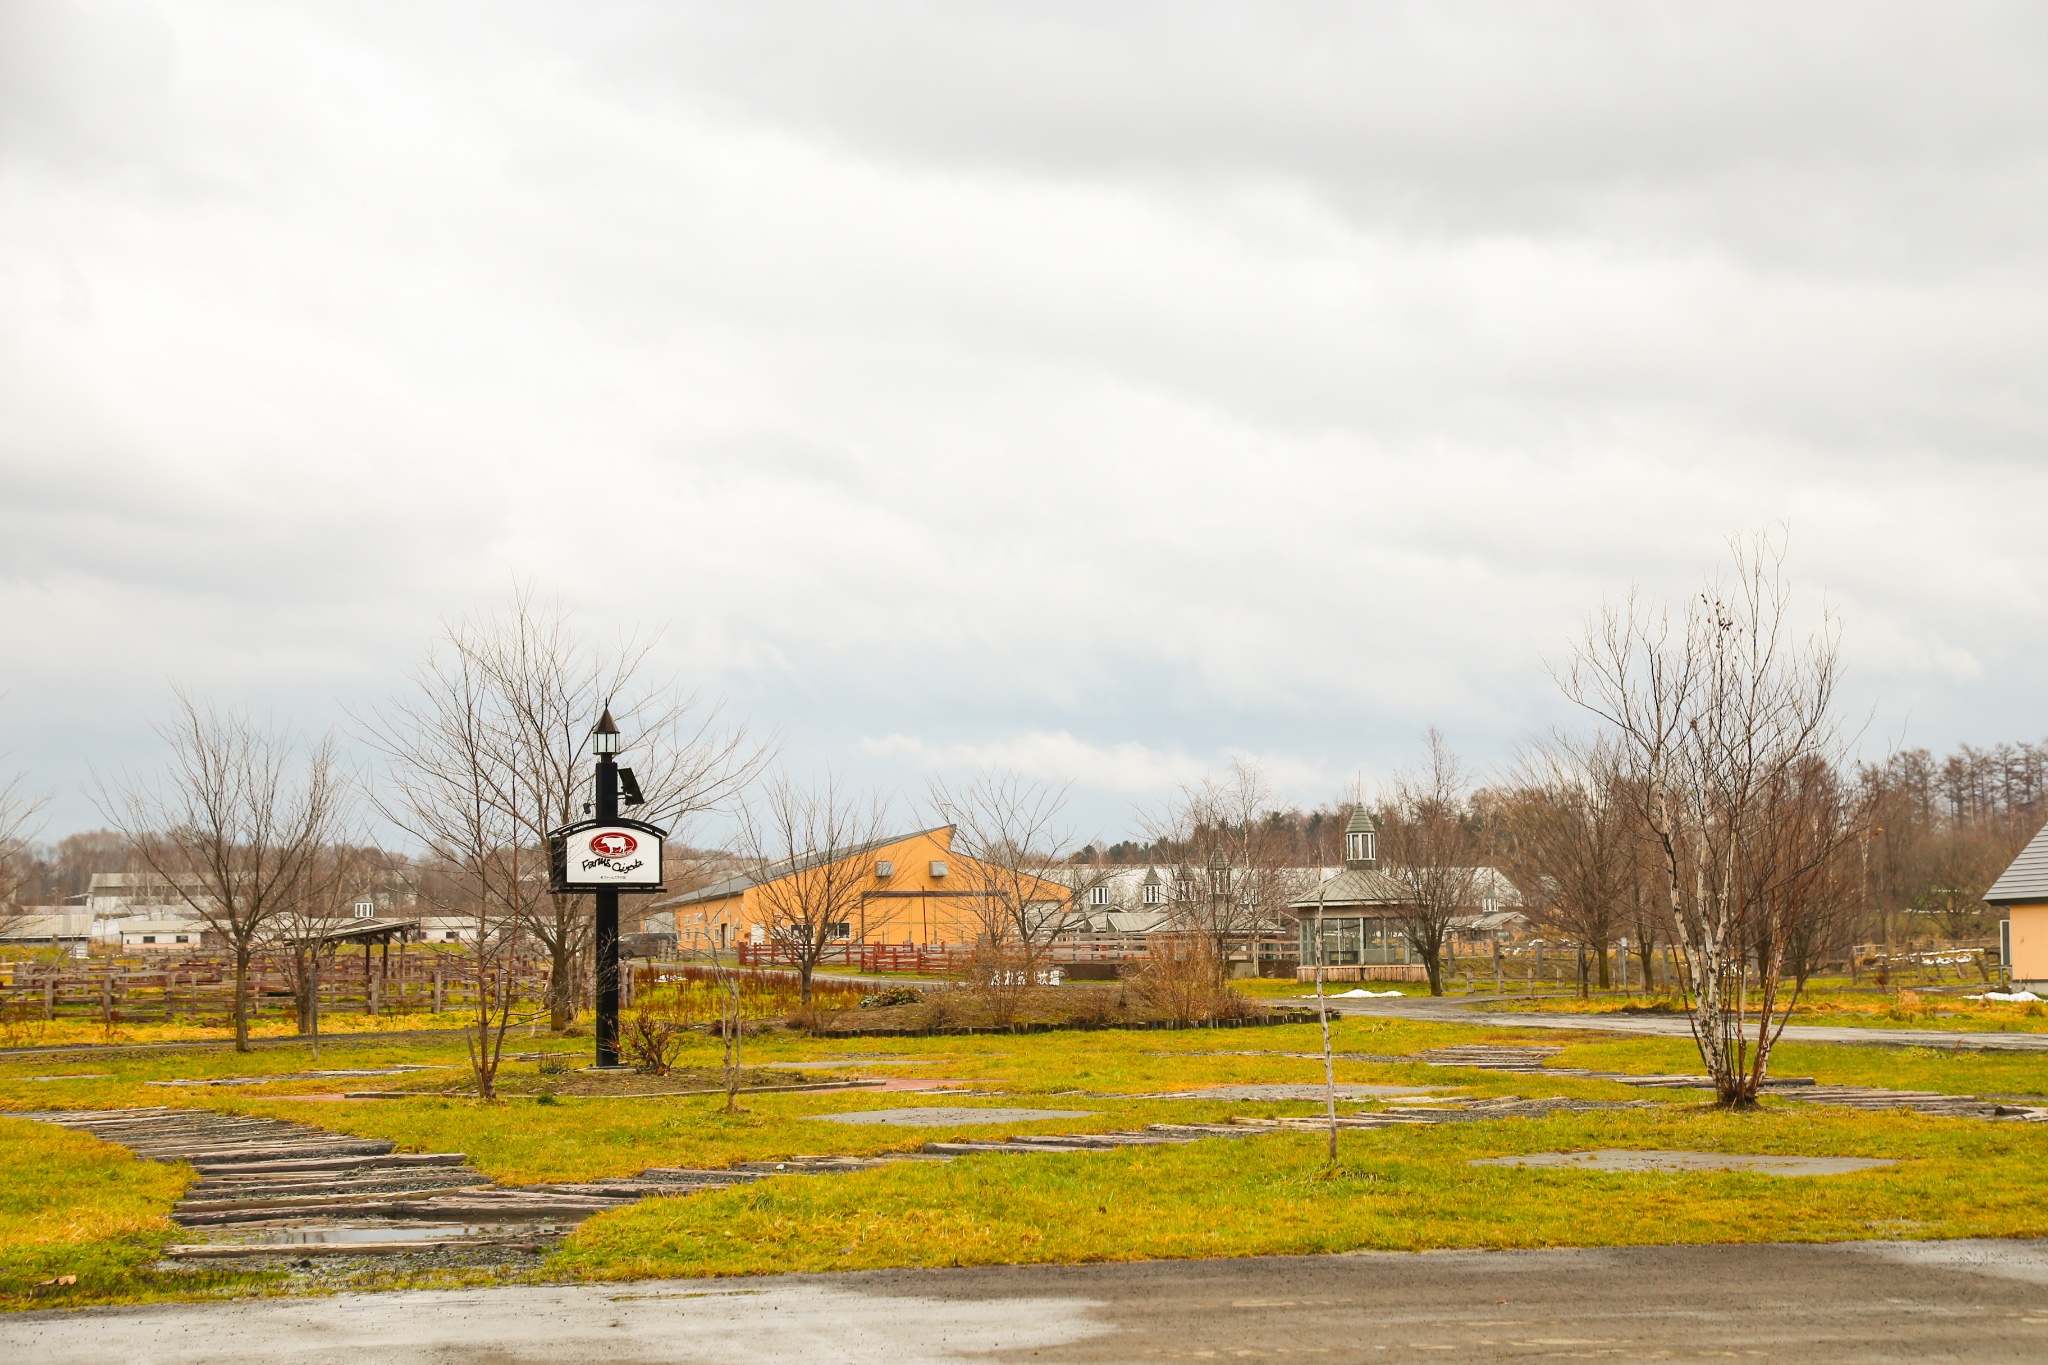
xmin=1287 ymin=808 xmax=1427 ymax=982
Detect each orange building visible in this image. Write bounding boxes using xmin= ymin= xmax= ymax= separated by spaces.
xmin=646 ymin=825 xmax=1071 ymax=951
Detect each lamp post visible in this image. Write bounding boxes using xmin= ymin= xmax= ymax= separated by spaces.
xmin=591 ymin=708 xmax=623 ymax=1068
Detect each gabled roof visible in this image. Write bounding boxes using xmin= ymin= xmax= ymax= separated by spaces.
xmin=648 ymin=826 xmax=952 ymax=912
xmin=1986 ymin=821 xmax=2048 ymax=906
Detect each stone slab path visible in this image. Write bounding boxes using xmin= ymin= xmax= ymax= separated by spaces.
xmin=1471 ymin=1149 xmax=1897 ymax=1176
xmin=1321 ymin=993 xmax=2048 ymax=1052
xmin=27 ymin=1087 xmax=1678 ymax=1261
xmin=1415 ymin=1043 xmax=2048 ymax=1120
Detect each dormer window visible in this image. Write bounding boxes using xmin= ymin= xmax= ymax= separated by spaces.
xmin=1142 ymin=881 xmax=1163 ymax=905
xmin=1088 ymin=884 xmax=1109 ymax=906
xmin=1346 ymin=831 xmax=1375 ymax=863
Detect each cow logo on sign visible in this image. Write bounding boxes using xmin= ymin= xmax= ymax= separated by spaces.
xmin=590 ymin=831 xmax=638 ymax=858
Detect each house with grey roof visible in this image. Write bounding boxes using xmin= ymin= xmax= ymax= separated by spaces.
xmin=1985 ymin=819 xmax=2048 ymax=989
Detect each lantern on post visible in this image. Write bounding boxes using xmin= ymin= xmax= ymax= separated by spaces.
xmin=547 ymin=708 xmax=668 ymax=1069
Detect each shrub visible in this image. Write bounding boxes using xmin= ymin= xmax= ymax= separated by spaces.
xmin=915 ymin=993 xmax=960 ymax=1031
xmin=860 ymin=986 xmax=924 ymax=1008
xmin=621 ymin=1011 xmax=690 ymax=1076
xmin=1127 ymin=937 xmax=1254 ymax=1024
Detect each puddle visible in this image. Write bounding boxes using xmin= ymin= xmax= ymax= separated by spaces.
xmin=808 ymin=1106 xmax=1096 ymax=1126
xmin=1470 ymin=1149 xmax=1897 ymax=1177
xmin=230 ymin=1224 xmax=554 ymax=1245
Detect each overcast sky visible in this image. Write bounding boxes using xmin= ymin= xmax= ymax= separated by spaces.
xmin=4 ymin=1 xmax=2046 ymax=845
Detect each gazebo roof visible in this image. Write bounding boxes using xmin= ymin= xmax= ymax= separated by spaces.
xmin=1287 ymin=867 xmax=1411 ymax=911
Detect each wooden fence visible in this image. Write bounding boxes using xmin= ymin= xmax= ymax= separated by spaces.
xmin=0 ymin=950 xmax=555 ymax=1028
xmin=734 ymin=942 xmax=976 ymax=975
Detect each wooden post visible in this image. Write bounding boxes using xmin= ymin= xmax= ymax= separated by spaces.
xmin=44 ymin=979 xmax=55 ymax=1021
xmin=370 ymin=973 xmax=380 ymax=1016
xmin=432 ymin=969 xmax=443 ymax=1014
xmin=164 ymin=973 xmax=175 ymax=1023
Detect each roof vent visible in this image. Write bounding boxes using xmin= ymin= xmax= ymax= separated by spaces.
xmin=875 ymin=860 xmax=894 ymax=879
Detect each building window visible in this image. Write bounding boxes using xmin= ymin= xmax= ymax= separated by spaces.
xmin=1346 ymin=831 xmax=1376 ymax=862
xmin=1088 ymin=885 xmax=1109 ymax=906
xmin=141 ymin=935 xmax=156 ymax=944
xmin=829 ymin=922 xmax=851 ymax=940
xmin=354 ymin=901 xmax=375 ymax=919
xmin=176 ymin=935 xmax=189 ymax=943
xmin=1142 ymin=882 xmax=1163 ymax=906
xmin=875 ymin=860 xmax=894 ymax=879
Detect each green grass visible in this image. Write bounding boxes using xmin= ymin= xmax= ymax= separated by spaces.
xmin=10 ymin=1007 xmax=2048 ymax=1307
xmin=1551 ymin=1034 xmax=2048 ymax=1099
xmin=552 ymin=1105 xmax=2048 ymax=1280
xmin=0 ymin=1114 xmax=272 ymax=1311
xmin=1498 ymin=987 xmax=2048 ymax=1032
xmin=222 ymin=1019 xmax=1665 ymax=1184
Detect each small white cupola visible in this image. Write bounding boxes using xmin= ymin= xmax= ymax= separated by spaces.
xmin=1343 ymin=807 xmax=1378 ymax=869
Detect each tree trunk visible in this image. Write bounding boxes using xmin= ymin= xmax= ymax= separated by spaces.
xmin=294 ymin=945 xmax=319 ymax=1035
xmin=232 ymin=943 xmax=252 ymax=1052
xmin=1421 ymin=943 xmax=1446 ymax=996
xmin=1596 ymin=944 xmax=1612 ymax=990
xmin=548 ymin=938 xmax=576 ymax=1031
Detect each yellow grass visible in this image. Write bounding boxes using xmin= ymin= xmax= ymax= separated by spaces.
xmin=0 ymin=1114 xmax=263 ymax=1310
xmin=554 ymin=1105 xmax=2048 ymax=1280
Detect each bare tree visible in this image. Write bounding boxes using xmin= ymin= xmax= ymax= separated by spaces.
xmin=0 ymin=757 xmax=48 ymax=924
xmin=1498 ymin=740 xmax=1639 ymax=995
xmin=738 ymin=771 xmax=891 ymax=1005
xmin=267 ymin=839 xmax=369 ymax=1058
xmin=928 ymin=769 xmax=1082 ymax=976
xmin=356 ymin=644 xmax=534 ymax=1098
xmin=361 ymin=591 xmax=766 ymax=1033
xmin=1141 ymin=759 xmax=1319 ymax=982
xmin=1376 ymin=730 xmax=1485 ymax=997
xmin=1560 ymin=531 xmax=1857 ymax=1106
xmin=94 ymin=691 xmax=346 ymax=1052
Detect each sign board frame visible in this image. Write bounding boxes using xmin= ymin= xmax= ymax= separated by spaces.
xmin=548 ymin=817 xmax=669 ymax=894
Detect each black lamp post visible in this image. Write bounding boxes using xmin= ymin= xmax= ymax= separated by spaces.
xmin=591 ymin=708 xmax=623 ymax=1068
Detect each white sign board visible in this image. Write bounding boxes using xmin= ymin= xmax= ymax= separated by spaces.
xmin=551 ymin=821 xmax=665 ymax=892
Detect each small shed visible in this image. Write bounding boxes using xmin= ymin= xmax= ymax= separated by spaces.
xmin=1985 ymin=821 xmax=2048 ymax=990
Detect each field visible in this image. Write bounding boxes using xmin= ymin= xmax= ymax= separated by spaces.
xmin=5 ymin=994 xmax=2048 ymax=1311
xmin=1495 ymin=985 xmax=2048 ymax=1032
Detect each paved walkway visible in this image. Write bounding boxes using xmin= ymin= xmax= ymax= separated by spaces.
xmin=1309 ymin=992 xmax=2048 ymax=1051
xmin=10 ymin=1239 xmax=2048 ymax=1362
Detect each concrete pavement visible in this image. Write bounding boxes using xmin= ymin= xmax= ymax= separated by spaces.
xmin=9 ymin=1240 xmax=2048 ymax=1362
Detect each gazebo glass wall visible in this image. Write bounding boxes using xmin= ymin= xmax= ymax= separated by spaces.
xmin=1299 ymin=915 xmax=1412 ymax=966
